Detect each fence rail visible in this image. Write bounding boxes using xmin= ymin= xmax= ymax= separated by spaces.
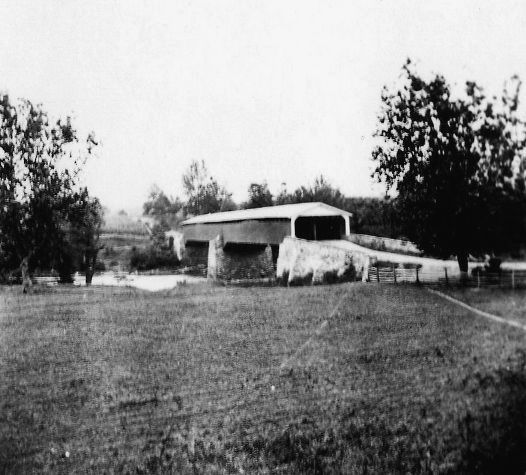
xmin=368 ymin=265 xmax=526 ymax=288
xmin=24 ymin=267 xmax=526 ymax=289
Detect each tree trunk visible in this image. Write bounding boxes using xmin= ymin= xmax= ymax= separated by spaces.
xmin=457 ymin=251 xmax=469 ymax=285
xmin=20 ymin=256 xmax=32 ymax=293
xmin=85 ymin=249 xmax=99 ymax=286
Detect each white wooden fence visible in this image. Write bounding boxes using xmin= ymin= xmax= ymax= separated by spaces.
xmin=368 ymin=265 xmax=526 ymax=288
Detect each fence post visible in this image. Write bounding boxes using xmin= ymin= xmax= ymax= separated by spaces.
xmin=444 ymin=268 xmax=449 ymax=286
xmin=376 ymin=266 xmax=380 ymax=283
xmin=477 ymin=272 xmax=480 ymax=288
xmin=393 ymin=265 xmax=397 ymax=284
xmin=416 ymin=267 xmax=420 ymax=285
xmin=512 ymin=270 xmax=515 ymax=290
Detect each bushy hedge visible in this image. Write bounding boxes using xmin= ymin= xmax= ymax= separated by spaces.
xmin=129 ymin=246 xmax=180 ymax=271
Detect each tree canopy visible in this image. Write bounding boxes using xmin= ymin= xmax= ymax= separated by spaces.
xmin=243 ymin=182 xmax=274 ymax=209
xmin=372 ymin=60 xmax=526 ymax=272
xmin=275 ymin=175 xmax=346 ymax=208
xmin=182 ymin=160 xmax=236 ymax=215
xmin=67 ymin=188 xmax=104 ymax=285
xmin=0 ymin=93 xmax=100 ymax=287
xmin=344 ymin=196 xmax=401 ymax=238
xmin=143 ymin=184 xmax=182 ymax=217
xmin=143 ymin=184 xmax=183 ymax=229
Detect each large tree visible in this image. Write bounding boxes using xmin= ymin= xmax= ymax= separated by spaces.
xmin=243 ymin=182 xmax=274 ymax=209
xmin=0 ymin=93 xmax=98 ymax=289
xmin=182 ymin=160 xmax=236 ymax=215
xmin=143 ymin=183 xmax=183 ymax=228
xmin=67 ymin=188 xmax=104 ymax=285
xmin=372 ymin=60 xmax=526 ymax=276
xmin=143 ymin=184 xmax=182 ymax=217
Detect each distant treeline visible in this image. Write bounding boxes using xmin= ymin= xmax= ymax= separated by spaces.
xmin=144 ymin=167 xmax=402 ymax=239
xmin=344 ymin=197 xmax=401 ymax=238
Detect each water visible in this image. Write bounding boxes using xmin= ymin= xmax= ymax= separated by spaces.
xmin=73 ymin=272 xmax=206 ymax=291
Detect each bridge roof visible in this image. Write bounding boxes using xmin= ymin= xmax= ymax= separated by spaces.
xmin=181 ymin=202 xmax=352 ymax=225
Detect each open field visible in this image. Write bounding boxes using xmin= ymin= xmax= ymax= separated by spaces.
xmin=1 ymin=283 xmax=526 ymax=473
xmin=443 ymin=287 xmax=526 ymax=325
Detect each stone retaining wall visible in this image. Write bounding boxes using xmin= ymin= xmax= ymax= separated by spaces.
xmin=207 ymin=234 xmax=274 ymax=281
xmin=276 ymin=237 xmax=370 ymax=285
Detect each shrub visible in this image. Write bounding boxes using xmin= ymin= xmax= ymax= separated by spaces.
xmin=56 ymin=249 xmax=75 ymax=283
xmin=129 ymin=247 xmax=180 ymax=271
xmin=485 ymin=256 xmax=502 ymax=273
xmin=471 ymin=266 xmax=484 ymax=276
xmin=277 ymin=270 xmax=290 ymax=286
xmin=339 ymin=258 xmax=356 ymax=281
xmin=94 ymin=260 xmax=106 ymax=271
xmin=288 ymin=271 xmax=313 ymax=286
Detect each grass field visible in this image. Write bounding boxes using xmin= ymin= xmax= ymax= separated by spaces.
xmin=1 ymin=283 xmax=526 ymax=473
xmin=444 ymin=287 xmax=526 ymax=325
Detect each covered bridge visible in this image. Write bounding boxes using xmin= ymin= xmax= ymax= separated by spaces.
xmin=181 ymin=203 xmax=352 ymax=280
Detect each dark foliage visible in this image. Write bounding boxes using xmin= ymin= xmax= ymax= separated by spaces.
xmin=143 ymin=184 xmax=182 ymax=217
xmin=129 ymin=246 xmax=180 ymax=271
xmin=242 ymin=182 xmax=274 ymax=209
xmin=344 ymin=196 xmax=402 ymax=237
xmin=150 ymin=219 xmax=171 ymax=248
xmin=182 ymin=160 xmax=236 ymax=216
xmin=66 ymin=188 xmax=104 ymax=284
xmin=143 ymin=184 xmax=183 ymax=228
xmin=277 ymin=175 xmax=346 ymax=208
xmin=372 ymin=59 xmax=526 ymax=272
xmin=0 ymin=93 xmax=98 ymax=286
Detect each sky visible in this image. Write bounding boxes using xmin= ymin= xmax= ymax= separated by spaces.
xmin=1 ymin=0 xmax=526 ymax=213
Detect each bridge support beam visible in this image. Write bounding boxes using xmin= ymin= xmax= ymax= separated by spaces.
xmin=290 ymin=216 xmax=297 ymax=238
xmin=344 ymin=215 xmax=350 ymax=236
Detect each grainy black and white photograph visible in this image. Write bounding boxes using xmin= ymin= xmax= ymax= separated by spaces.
xmin=2 ymin=1 xmax=526 ymax=473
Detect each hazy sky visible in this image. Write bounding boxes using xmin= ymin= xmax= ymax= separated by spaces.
xmin=2 ymin=1 xmax=526 ymax=212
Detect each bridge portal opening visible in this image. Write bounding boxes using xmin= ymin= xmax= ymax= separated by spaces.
xmin=294 ymin=216 xmax=345 ymax=241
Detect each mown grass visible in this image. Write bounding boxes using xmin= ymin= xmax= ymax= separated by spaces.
xmin=444 ymin=287 xmax=526 ymax=324
xmin=1 ymin=283 xmax=526 ymax=473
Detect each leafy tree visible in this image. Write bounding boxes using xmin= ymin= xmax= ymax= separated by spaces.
xmin=275 ymin=183 xmax=293 ymax=205
xmin=219 ymin=192 xmax=237 ymax=212
xmin=129 ymin=246 xmax=180 ymax=272
xmin=67 ymin=188 xmax=104 ymax=285
xmin=0 ymin=93 xmax=97 ymax=289
xmin=276 ymin=175 xmax=346 ymax=208
xmin=302 ymin=175 xmax=345 ymax=208
xmin=372 ymin=60 xmax=526 ymax=276
xmin=243 ymin=182 xmax=274 ymax=209
xmin=182 ymin=160 xmax=236 ymax=215
xmin=143 ymin=184 xmax=182 ymax=217
xmin=344 ymin=196 xmax=401 ymax=238
xmin=150 ymin=219 xmax=171 ymax=248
